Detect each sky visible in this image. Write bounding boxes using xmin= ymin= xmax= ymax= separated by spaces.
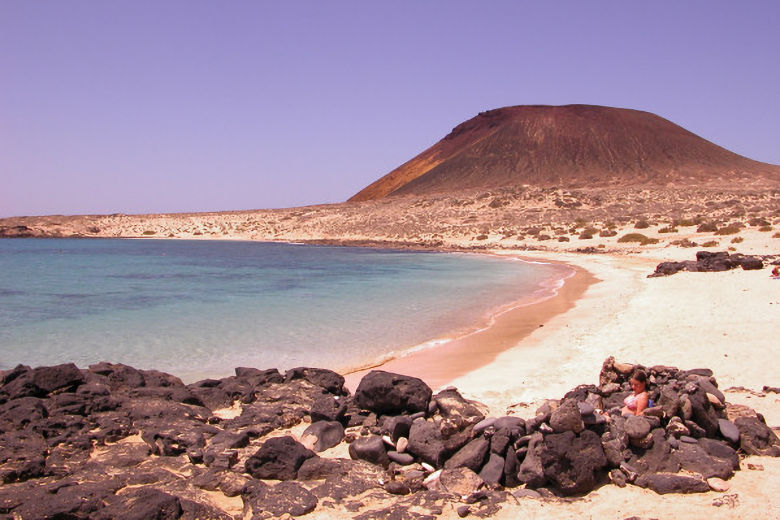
xmin=1 ymin=1 xmax=779 ymax=218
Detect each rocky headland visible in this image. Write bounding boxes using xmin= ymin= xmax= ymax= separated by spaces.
xmin=1 ymin=358 xmax=778 ymax=519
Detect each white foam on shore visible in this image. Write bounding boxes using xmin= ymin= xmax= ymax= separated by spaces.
xmin=339 ymin=256 xmax=575 ymax=376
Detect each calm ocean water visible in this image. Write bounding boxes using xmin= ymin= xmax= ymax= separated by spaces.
xmin=0 ymin=239 xmax=570 ymax=382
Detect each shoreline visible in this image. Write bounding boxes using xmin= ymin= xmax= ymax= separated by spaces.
xmin=343 ymin=256 xmax=597 ymax=392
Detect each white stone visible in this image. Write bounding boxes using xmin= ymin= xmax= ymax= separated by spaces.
xmin=707 ymin=477 xmax=730 ymax=492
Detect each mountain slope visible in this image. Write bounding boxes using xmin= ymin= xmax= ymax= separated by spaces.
xmin=350 ymin=105 xmax=780 ymax=201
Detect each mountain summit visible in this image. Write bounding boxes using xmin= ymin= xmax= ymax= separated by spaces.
xmin=350 ymin=104 xmax=780 ymax=201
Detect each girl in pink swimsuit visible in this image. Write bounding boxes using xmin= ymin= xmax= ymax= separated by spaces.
xmin=622 ymin=369 xmax=649 ymax=416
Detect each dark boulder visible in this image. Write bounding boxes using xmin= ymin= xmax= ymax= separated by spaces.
xmin=516 ymin=432 xmax=546 ymax=488
xmin=88 ymin=362 xmax=146 ymax=389
xmin=737 ymin=255 xmax=764 ymax=270
xmin=245 ymin=436 xmax=316 ymax=480
xmin=539 ymin=430 xmax=608 ymax=495
xmin=388 ymin=451 xmax=415 ymax=465
xmin=285 ymin=367 xmax=345 ymax=395
xmin=0 ymin=430 xmax=47 ymax=483
xmin=549 ymin=399 xmax=584 ymax=433
xmin=625 ymin=415 xmax=652 ymax=440
xmin=303 ymin=420 xmax=345 ymax=452
xmin=489 ymin=428 xmax=512 ymax=456
xmin=492 ymin=416 xmax=526 ymax=435
xmin=686 ymin=386 xmax=720 ymax=437
xmin=234 ymin=366 xmax=284 ymax=386
xmin=444 ymin=437 xmax=489 ymax=472
xmin=355 ymin=371 xmax=432 ymax=415
xmin=479 ymin=453 xmax=505 ymax=485
xmin=674 ymin=441 xmax=736 ymax=479
xmin=734 ymin=416 xmax=780 ymax=456
xmin=635 ymin=472 xmax=709 ymax=494
xmin=91 ymin=486 xmax=183 ymax=520
xmin=434 ymin=388 xmax=485 ymax=425
xmin=407 ymin=420 xmax=447 ymax=467
xmin=629 ymin=429 xmax=680 ymax=475
xmin=242 ymin=480 xmax=318 ymax=518
xmin=0 ymin=397 xmax=48 ymax=429
xmin=31 ymin=363 xmax=85 ymax=395
xmin=718 ymin=418 xmax=740 ymax=444
xmin=649 ymin=261 xmax=693 ymax=277
xmin=348 ymin=435 xmax=390 ymax=467
xmin=380 ymin=414 xmax=414 ymax=441
xmin=311 ymin=394 xmax=347 ymax=423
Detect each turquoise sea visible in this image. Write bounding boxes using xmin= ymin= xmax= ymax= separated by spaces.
xmin=0 ymin=239 xmax=570 ymax=382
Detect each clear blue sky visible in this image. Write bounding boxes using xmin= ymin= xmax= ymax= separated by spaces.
xmin=2 ymin=1 xmax=779 ymax=217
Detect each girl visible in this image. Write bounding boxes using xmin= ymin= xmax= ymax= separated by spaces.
xmin=622 ymin=369 xmax=649 ymax=416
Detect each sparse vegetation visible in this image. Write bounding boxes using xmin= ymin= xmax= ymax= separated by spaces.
xmin=579 ymin=227 xmax=598 ymax=239
xmin=673 ymin=218 xmax=698 ymax=227
xmin=715 ymin=225 xmax=741 ymax=235
xmin=773 ymin=232 xmax=780 ymax=239
xmin=475 ymin=234 xmax=489 ymax=240
xmin=658 ymin=226 xmax=678 ymax=233
xmin=696 ymin=222 xmax=718 ymax=232
xmin=759 ymin=225 xmax=773 ymax=232
xmin=634 ymin=220 xmax=650 ymax=229
xmin=702 ymin=240 xmax=719 ymax=247
xmin=558 ymin=236 xmax=570 ymax=242
xmin=599 ymin=229 xmax=617 ymax=237
xmin=617 ymin=233 xmax=659 ymax=245
xmin=670 ymin=238 xmax=698 ymax=248
xmin=142 ymin=230 xmax=156 ymax=235
xmin=731 ymin=236 xmax=744 ymax=243
xmin=749 ymin=217 xmax=770 ymax=227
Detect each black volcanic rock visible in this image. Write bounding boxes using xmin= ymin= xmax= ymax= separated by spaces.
xmin=355 ymin=370 xmax=432 ymax=415
xmin=245 ymin=436 xmax=316 ymax=480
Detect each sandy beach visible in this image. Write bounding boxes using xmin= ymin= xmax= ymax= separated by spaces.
xmin=335 ymin=246 xmax=780 ymax=520
xmin=1 ymin=201 xmax=779 ymax=519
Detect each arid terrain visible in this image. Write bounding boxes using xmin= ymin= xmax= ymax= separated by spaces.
xmin=2 ymin=105 xmax=780 ymax=519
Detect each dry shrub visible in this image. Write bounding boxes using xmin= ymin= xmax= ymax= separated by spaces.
xmin=670 ymin=238 xmax=698 ymax=248
xmin=731 ymin=237 xmax=744 ymax=243
xmin=634 ymin=220 xmax=650 ymax=229
xmin=617 ymin=233 xmax=659 ymax=245
xmin=749 ymin=217 xmax=770 ymax=227
xmin=759 ymin=225 xmax=773 ymax=232
xmin=658 ymin=226 xmax=678 ymax=234
xmin=696 ymin=222 xmax=718 ymax=232
xmin=702 ymin=240 xmax=719 ymax=247
xmin=674 ymin=218 xmax=698 ymax=227
xmin=715 ymin=225 xmax=741 ymax=235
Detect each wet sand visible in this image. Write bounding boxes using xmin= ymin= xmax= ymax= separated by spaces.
xmin=343 ymin=259 xmax=597 ymax=392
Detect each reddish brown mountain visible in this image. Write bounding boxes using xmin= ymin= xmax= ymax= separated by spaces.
xmin=350 ymin=104 xmax=780 ymax=201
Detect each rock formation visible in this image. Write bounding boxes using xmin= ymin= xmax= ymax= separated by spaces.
xmin=0 ymin=358 xmax=778 ymax=518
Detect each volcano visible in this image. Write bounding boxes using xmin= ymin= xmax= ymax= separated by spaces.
xmin=350 ymin=104 xmax=780 ymax=201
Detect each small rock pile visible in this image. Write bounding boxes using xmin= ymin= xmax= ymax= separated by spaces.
xmin=0 ymin=358 xmax=778 ymax=519
xmin=649 ymin=251 xmax=766 ymax=277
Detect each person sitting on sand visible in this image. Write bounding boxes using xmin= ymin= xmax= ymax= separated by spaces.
xmin=621 ymin=369 xmax=649 ymax=416
xmin=772 ymin=266 xmax=780 ymax=278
